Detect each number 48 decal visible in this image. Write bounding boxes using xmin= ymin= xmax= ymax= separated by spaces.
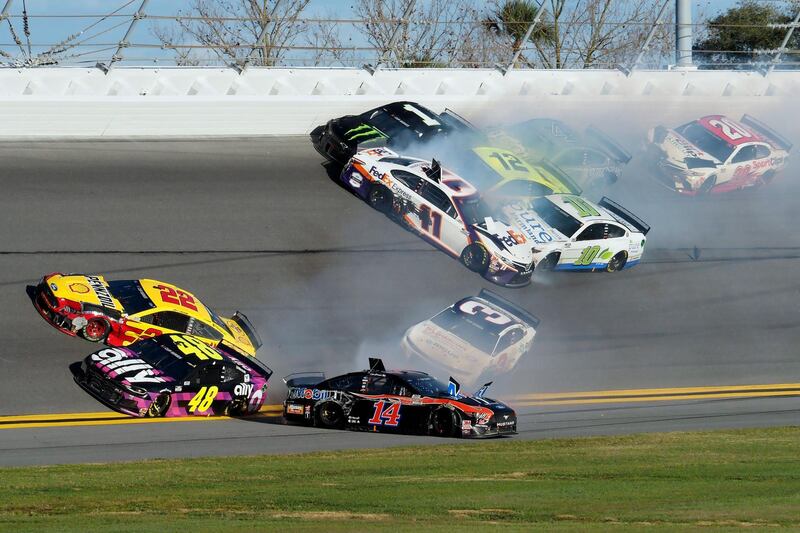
xmin=368 ymin=400 xmax=401 ymax=426
xmin=188 ymin=386 xmax=218 ymax=413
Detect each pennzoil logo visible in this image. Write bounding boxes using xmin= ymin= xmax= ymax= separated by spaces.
xmin=69 ymin=283 xmax=90 ymax=294
xmin=86 ymin=275 xmax=117 ymax=309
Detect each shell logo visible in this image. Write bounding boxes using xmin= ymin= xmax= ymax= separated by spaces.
xmin=69 ymin=283 xmax=90 ymax=294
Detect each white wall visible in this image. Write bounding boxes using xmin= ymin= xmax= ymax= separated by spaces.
xmin=0 ymin=67 xmax=797 ymax=137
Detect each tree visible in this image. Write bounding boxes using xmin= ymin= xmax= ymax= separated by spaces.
xmin=694 ymin=0 xmax=800 ymax=69
xmin=152 ymin=0 xmax=311 ymax=67
xmin=484 ymin=0 xmax=673 ymax=69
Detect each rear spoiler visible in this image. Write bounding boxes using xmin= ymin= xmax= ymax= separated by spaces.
xmin=741 ymin=114 xmax=792 ymax=151
xmin=231 ymin=311 xmax=262 ymax=350
xmin=537 ymin=158 xmax=583 ymax=196
xmin=283 ymin=372 xmax=325 ymax=388
xmin=599 ymin=197 xmax=650 ymax=236
xmin=586 ymin=126 xmax=633 ymax=164
xmin=478 ymin=289 xmax=540 ymax=328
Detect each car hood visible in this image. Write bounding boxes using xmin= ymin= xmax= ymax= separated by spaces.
xmin=662 ymin=130 xmax=721 ymax=167
xmin=405 ymin=322 xmax=488 ymax=383
xmin=85 ymin=346 xmax=176 ymax=391
xmin=500 ymin=204 xmax=568 ymax=247
xmin=46 ymin=273 xmax=124 ymax=312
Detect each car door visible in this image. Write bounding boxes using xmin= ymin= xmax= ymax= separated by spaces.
xmin=350 ymin=374 xmax=408 ymax=433
xmin=562 ymin=223 xmax=625 ymax=268
xmin=122 ymin=309 xmax=190 ymax=345
xmin=724 ymin=145 xmax=758 ymax=185
xmin=491 ymin=326 xmax=527 ymax=373
xmin=184 ymin=360 xmax=224 ymax=416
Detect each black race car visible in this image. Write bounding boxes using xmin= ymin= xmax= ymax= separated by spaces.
xmin=310 ymin=101 xmax=480 ymax=165
xmin=71 ymin=334 xmax=272 ymax=418
xmin=282 ymin=358 xmax=516 ymax=438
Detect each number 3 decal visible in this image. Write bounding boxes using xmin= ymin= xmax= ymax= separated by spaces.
xmin=458 ymin=300 xmax=512 ymax=325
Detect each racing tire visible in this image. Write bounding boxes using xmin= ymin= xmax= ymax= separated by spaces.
xmin=460 ymin=243 xmax=490 ymax=274
xmin=698 ymin=175 xmax=717 ymax=195
xmin=537 ymin=252 xmax=560 ymax=272
xmin=316 ymin=402 xmax=344 ymax=429
xmin=761 ymin=170 xmax=776 ymax=185
xmin=430 ymin=407 xmax=460 ymax=438
xmin=367 ymin=185 xmax=392 ymax=214
xmin=147 ymin=392 xmax=171 ymax=417
xmin=82 ymin=318 xmax=110 ymax=343
xmin=606 ymin=251 xmax=628 ymax=273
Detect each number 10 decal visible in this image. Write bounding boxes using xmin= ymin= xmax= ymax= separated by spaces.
xmin=575 ymin=245 xmax=601 ymax=266
xmin=417 ymin=205 xmax=442 ymax=238
xmin=368 ymin=400 xmax=402 ymax=426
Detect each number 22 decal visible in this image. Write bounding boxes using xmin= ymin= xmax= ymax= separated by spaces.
xmin=154 ymin=284 xmax=198 ymax=312
xmin=368 ymin=400 xmax=401 ymax=426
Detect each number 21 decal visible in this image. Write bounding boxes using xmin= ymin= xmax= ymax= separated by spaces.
xmin=368 ymin=400 xmax=401 ymax=426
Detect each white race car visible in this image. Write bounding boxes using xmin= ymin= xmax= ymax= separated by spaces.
xmin=341 ymin=147 xmax=535 ymax=287
xmin=648 ymin=114 xmax=791 ymax=195
xmin=502 ymin=194 xmax=649 ymax=272
xmin=402 ymin=289 xmax=538 ymax=386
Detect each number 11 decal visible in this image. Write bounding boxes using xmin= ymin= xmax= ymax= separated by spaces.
xmin=368 ymin=400 xmax=402 ymax=426
xmin=418 ymin=205 xmax=442 ymax=238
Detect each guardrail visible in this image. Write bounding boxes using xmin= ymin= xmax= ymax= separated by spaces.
xmin=0 ymin=67 xmax=797 ymax=138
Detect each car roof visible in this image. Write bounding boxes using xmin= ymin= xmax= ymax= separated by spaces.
xmin=470 ymin=146 xmax=577 ymax=194
xmin=696 ymin=115 xmax=765 ymax=146
xmin=371 ymin=154 xmax=480 ymax=202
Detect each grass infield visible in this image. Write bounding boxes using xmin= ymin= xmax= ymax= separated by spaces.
xmin=1 ymin=427 xmax=799 ymax=531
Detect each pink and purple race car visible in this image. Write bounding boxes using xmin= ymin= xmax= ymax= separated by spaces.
xmin=71 ymin=334 xmax=272 ymax=417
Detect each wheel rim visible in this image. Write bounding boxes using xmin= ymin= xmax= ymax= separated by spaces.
xmin=608 ymin=253 xmax=626 ymax=272
xmin=433 ymin=409 xmax=452 ymax=436
xmin=84 ymin=320 xmax=107 ymax=341
xmin=320 ymin=404 xmax=340 ymax=426
xmin=148 ymin=394 xmax=169 ymax=417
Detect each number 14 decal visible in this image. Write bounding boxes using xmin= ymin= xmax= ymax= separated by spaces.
xmin=368 ymin=400 xmax=402 ymax=426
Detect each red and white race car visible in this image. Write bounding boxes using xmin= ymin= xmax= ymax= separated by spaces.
xmin=648 ymin=114 xmax=791 ymax=195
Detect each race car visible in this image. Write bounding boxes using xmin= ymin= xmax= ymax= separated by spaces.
xmin=283 ymin=358 xmax=516 ymax=438
xmin=340 ymin=147 xmax=535 ymax=287
xmin=402 ymin=289 xmax=539 ymax=386
xmin=310 ymin=101 xmax=479 ymax=165
xmin=502 ymin=194 xmax=649 ymax=272
xmin=29 ymin=273 xmax=261 ymax=357
xmin=450 ymin=146 xmax=582 ymax=206
xmin=493 ymin=118 xmax=632 ymax=193
xmin=647 ymin=114 xmax=791 ymax=195
xmin=71 ymin=334 xmax=272 ymax=417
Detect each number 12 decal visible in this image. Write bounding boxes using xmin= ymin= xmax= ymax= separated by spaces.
xmin=417 ymin=205 xmax=442 ymax=238
xmin=368 ymin=400 xmax=402 ymax=426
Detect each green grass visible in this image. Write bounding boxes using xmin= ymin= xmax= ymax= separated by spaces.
xmin=2 ymin=427 xmax=800 ymax=532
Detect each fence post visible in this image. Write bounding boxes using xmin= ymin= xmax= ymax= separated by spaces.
xmin=107 ymin=0 xmax=149 ymax=70
xmin=767 ymin=8 xmax=800 ymax=74
xmin=236 ymin=21 xmax=270 ymax=73
xmin=374 ymin=0 xmax=417 ymax=71
xmin=623 ymin=0 xmax=670 ymax=76
xmin=675 ymin=0 xmax=693 ymax=67
xmin=505 ymin=4 xmax=546 ymax=73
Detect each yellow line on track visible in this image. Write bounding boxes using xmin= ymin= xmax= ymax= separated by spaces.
xmin=2 ymin=383 xmax=799 ymax=430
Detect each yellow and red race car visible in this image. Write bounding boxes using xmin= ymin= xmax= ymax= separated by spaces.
xmin=29 ymin=273 xmax=261 ymax=357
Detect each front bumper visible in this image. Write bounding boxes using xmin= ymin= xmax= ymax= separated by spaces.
xmin=72 ymin=365 xmax=147 ymax=417
xmin=485 ymin=266 xmax=532 ymax=288
xmin=466 ymin=416 xmax=518 ymax=438
xmin=31 ymin=282 xmax=77 ymax=337
xmin=310 ymin=122 xmax=354 ymax=164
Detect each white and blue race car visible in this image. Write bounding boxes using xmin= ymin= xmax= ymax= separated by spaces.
xmin=502 ymin=194 xmax=649 ymax=272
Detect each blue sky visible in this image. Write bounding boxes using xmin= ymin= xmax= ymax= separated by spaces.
xmin=0 ymin=1 xmax=769 ymax=66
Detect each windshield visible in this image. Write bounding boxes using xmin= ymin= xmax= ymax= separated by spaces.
xmin=106 ymin=280 xmax=155 ymax=315
xmin=675 ymin=122 xmax=734 ymax=162
xmin=531 ymin=197 xmax=582 ymax=237
xmin=134 ymin=338 xmax=197 ymax=381
xmin=431 ymin=308 xmax=499 ymax=353
xmin=457 ymin=198 xmax=494 ymax=225
xmin=207 ymin=307 xmax=232 ymax=336
xmin=403 ymin=373 xmax=454 ymax=397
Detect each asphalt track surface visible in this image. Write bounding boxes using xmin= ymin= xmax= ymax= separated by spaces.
xmin=1 ymin=130 xmax=799 ymax=466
